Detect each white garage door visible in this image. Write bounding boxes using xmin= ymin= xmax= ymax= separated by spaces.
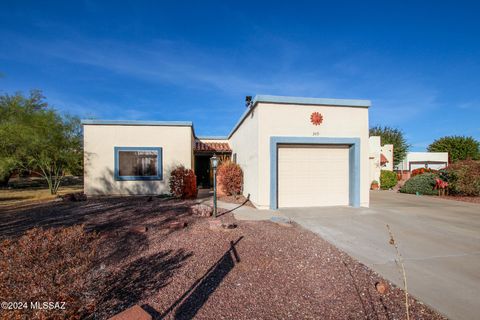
xmin=278 ymin=145 xmax=350 ymax=207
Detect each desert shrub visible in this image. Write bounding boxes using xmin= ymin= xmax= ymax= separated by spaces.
xmin=411 ymin=167 xmax=437 ymax=177
xmin=380 ymin=170 xmax=398 ymax=190
xmin=169 ymin=165 xmax=198 ymax=199
xmin=400 ymin=173 xmax=438 ymax=195
xmin=217 ymin=161 xmax=243 ymax=196
xmin=0 ymin=225 xmax=99 ymax=319
xmin=445 ymin=160 xmax=480 ymax=196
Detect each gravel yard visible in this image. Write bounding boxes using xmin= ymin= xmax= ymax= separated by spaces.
xmin=0 ymin=196 xmax=445 ymax=319
xmin=436 ymin=195 xmax=480 ymax=204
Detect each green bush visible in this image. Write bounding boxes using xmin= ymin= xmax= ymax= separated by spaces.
xmin=380 ymin=170 xmax=397 ymax=190
xmin=400 ymin=173 xmax=438 ymax=195
xmin=446 ymin=160 xmax=480 ymax=196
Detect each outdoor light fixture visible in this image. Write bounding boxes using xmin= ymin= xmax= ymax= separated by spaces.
xmin=211 ymin=154 xmax=219 ymax=169
xmin=245 ymin=95 xmax=252 ymax=108
xmin=211 ymin=154 xmax=219 ymax=217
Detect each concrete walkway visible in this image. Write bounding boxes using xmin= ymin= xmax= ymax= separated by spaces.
xmin=279 ymin=191 xmax=480 ymax=320
xmin=217 ymin=200 xmax=281 ymax=221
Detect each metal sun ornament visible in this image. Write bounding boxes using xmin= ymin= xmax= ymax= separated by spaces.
xmin=310 ymin=112 xmax=323 ymax=125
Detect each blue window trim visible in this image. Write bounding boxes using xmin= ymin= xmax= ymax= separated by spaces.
xmin=269 ymin=137 xmax=361 ymax=210
xmin=114 ymin=147 xmax=163 ymax=181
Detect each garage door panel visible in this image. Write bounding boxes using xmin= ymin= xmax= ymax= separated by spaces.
xmin=278 ymin=145 xmax=349 ymax=207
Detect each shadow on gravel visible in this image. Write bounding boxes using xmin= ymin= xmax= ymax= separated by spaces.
xmin=97 ymin=249 xmax=192 ymax=319
xmin=0 ymin=196 xmax=192 ymax=239
xmin=160 ymin=237 xmax=243 ymax=320
xmin=342 ymin=260 xmax=391 ymax=320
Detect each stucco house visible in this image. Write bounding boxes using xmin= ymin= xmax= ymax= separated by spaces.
xmin=397 ymin=152 xmax=449 ymax=172
xmin=368 ymin=136 xmax=394 ymax=187
xmin=82 ymin=95 xmax=371 ymax=209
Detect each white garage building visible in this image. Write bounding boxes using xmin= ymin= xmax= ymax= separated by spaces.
xmin=83 ymin=95 xmax=371 ymax=209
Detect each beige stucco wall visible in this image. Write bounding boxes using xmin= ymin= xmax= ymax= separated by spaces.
xmin=256 ymin=102 xmax=370 ymax=209
xmin=84 ymin=124 xmax=193 ymax=196
xmin=228 ymin=110 xmax=260 ymax=205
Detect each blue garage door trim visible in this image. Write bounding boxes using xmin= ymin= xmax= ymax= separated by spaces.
xmin=269 ymin=137 xmax=361 ymax=210
xmin=114 ymin=146 xmax=163 ymax=181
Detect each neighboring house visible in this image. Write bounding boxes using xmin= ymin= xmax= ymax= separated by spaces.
xmin=82 ymin=95 xmax=371 ymax=209
xmin=368 ymin=136 xmax=393 ymax=187
xmin=381 ymin=144 xmax=394 ymax=171
xmin=397 ymin=152 xmax=449 ymax=171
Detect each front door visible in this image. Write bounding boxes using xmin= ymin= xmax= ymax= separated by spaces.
xmin=195 ymin=156 xmax=211 ymax=188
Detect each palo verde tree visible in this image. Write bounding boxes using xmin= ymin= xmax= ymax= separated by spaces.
xmin=370 ymin=126 xmax=410 ymax=166
xmin=0 ymin=91 xmax=82 ymax=193
xmin=427 ymin=136 xmax=479 ymax=162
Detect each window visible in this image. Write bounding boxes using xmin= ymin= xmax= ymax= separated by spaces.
xmin=232 ymin=153 xmax=237 ymax=164
xmin=114 ymin=147 xmax=162 ymax=180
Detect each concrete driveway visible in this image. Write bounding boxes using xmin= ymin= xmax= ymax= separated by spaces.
xmin=279 ymin=191 xmax=480 ymax=320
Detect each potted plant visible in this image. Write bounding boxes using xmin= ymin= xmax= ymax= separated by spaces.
xmin=371 ymin=180 xmax=379 ymax=190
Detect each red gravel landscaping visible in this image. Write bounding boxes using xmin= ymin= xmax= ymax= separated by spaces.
xmin=435 ymin=195 xmax=480 ymax=204
xmin=0 ymin=196 xmax=445 ymax=319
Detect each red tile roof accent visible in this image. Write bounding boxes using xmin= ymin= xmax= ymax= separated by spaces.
xmin=380 ymin=153 xmax=389 ymax=164
xmin=194 ymin=141 xmax=231 ymax=152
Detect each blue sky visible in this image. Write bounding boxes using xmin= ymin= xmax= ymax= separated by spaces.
xmin=1 ymin=1 xmax=479 ymax=150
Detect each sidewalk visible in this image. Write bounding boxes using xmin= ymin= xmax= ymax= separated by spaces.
xmin=217 ymin=200 xmax=284 ymax=221
xmin=196 ymin=189 xmax=284 ymax=221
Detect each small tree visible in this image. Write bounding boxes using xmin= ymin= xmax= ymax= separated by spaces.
xmin=0 ymin=91 xmax=82 ymax=193
xmin=428 ymin=136 xmax=480 ymax=162
xmin=370 ymin=126 xmax=409 ymax=166
xmin=26 ymin=114 xmax=83 ymax=194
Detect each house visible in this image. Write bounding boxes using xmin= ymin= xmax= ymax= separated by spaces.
xmin=82 ymin=95 xmax=371 ymax=209
xmin=368 ymin=136 xmax=394 ymax=187
xmin=397 ymin=152 xmax=449 ymax=171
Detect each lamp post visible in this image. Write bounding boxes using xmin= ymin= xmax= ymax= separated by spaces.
xmin=211 ymin=154 xmax=219 ymax=218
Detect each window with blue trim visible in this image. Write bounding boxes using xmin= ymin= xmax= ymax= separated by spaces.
xmin=114 ymin=147 xmax=163 ymax=181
